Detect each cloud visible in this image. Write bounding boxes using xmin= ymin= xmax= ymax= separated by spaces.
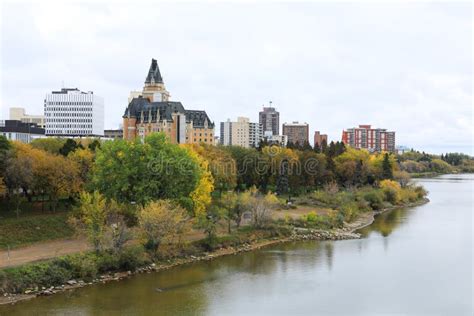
xmin=0 ymin=1 xmax=472 ymax=154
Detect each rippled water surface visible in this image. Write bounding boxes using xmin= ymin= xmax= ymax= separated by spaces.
xmin=1 ymin=174 xmax=472 ymax=315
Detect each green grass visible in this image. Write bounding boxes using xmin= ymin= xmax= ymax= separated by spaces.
xmin=0 ymin=212 xmax=74 ymax=250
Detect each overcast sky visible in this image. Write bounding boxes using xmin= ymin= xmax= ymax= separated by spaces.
xmin=1 ymin=1 xmax=472 ymax=154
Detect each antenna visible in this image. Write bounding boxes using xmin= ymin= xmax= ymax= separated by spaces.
xmin=61 ymin=80 xmax=65 ymax=89
xmin=269 ymin=100 xmax=273 ymax=106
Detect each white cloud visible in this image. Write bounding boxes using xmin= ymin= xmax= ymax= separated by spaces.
xmin=0 ymin=1 xmax=472 ymax=154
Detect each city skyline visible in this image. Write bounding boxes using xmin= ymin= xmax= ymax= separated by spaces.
xmin=0 ymin=2 xmax=472 ymax=154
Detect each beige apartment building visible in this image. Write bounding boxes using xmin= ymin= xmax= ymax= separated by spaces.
xmin=9 ymin=107 xmax=45 ymax=128
xmin=220 ymin=117 xmax=262 ymax=148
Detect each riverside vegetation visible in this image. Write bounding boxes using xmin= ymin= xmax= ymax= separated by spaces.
xmin=0 ymin=134 xmax=446 ymax=298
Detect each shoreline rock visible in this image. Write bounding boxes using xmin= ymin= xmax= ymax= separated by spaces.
xmin=0 ymin=198 xmax=430 ymax=306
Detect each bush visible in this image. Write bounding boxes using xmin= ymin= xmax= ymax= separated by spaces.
xmin=380 ymin=180 xmax=402 ymax=205
xmin=118 ymin=246 xmax=149 ymax=271
xmin=363 ymin=190 xmax=384 ymax=210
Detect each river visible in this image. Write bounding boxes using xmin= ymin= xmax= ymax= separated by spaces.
xmin=1 ymin=174 xmax=472 ymax=315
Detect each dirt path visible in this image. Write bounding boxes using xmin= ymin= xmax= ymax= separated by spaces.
xmin=0 ymin=239 xmax=90 ymax=268
xmin=0 ymin=205 xmax=322 ymax=269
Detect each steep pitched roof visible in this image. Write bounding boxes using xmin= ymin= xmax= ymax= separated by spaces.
xmin=185 ymin=110 xmax=215 ymax=128
xmin=123 ymin=98 xmax=214 ymax=128
xmin=145 ymin=59 xmax=163 ymax=84
xmin=124 ymin=98 xmax=184 ymax=121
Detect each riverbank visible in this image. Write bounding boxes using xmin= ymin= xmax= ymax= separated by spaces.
xmin=0 ymin=197 xmax=429 ymax=306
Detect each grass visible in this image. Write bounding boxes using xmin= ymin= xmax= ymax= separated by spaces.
xmin=0 ymin=212 xmax=74 ymax=250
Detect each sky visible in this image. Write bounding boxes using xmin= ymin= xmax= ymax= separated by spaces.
xmin=0 ymin=1 xmax=472 ymax=154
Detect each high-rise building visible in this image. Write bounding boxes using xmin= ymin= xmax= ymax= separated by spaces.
xmin=342 ymin=125 xmax=396 ymax=153
xmin=220 ymin=117 xmax=262 ymax=148
xmin=123 ymin=59 xmax=214 ymax=144
xmin=9 ymin=107 xmax=45 ymax=128
xmin=44 ymin=88 xmax=104 ymax=136
xmin=0 ymin=120 xmax=45 ymax=143
xmin=282 ymin=122 xmax=309 ymax=145
xmin=259 ymin=104 xmax=279 ymax=136
xmin=313 ymin=131 xmax=328 ymax=147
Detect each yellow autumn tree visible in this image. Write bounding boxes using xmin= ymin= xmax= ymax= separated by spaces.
xmin=186 ymin=147 xmax=214 ymax=217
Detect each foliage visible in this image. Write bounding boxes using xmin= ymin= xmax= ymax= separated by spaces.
xmin=138 ymin=200 xmax=190 ymax=257
xmin=0 ymin=246 xmax=149 ymax=293
xmin=30 ymin=138 xmax=66 ymax=155
xmin=59 ymin=139 xmax=84 ymax=156
xmin=91 ymin=133 xmax=201 ymax=205
xmin=242 ymin=187 xmax=279 ymax=228
xmin=73 ymin=191 xmax=108 ymax=252
xmin=187 ymin=148 xmax=214 ymax=217
xmin=379 ymin=180 xmax=402 ymax=205
xmin=184 ymin=144 xmax=237 ymax=192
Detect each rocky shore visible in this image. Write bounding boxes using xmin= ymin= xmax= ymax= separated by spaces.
xmin=0 ymin=198 xmax=429 ymax=306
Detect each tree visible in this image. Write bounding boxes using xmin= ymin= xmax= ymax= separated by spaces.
xmin=59 ymin=139 xmax=83 ymax=156
xmin=187 ymin=148 xmax=214 ymax=217
xmin=30 ymin=138 xmax=65 ymax=155
xmin=218 ymin=191 xmax=246 ymax=233
xmin=184 ymin=144 xmax=237 ymax=193
xmin=88 ymin=139 xmax=101 ymax=152
xmin=92 ymin=133 xmax=201 ymax=205
xmin=242 ymin=187 xmax=279 ymax=228
xmin=74 ymin=191 xmax=108 ymax=252
xmin=0 ymin=136 xmax=11 ymax=178
xmin=276 ymin=158 xmax=289 ymax=195
xmin=394 ymin=170 xmax=410 ymax=188
xmin=138 ymin=200 xmax=190 ymax=257
xmin=382 ymin=153 xmax=394 ymax=179
xmin=0 ymin=177 xmax=6 ymax=197
xmin=68 ymin=148 xmax=94 ymax=188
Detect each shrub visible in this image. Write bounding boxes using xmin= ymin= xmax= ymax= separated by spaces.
xmin=340 ymin=201 xmax=359 ymax=222
xmin=363 ymin=190 xmax=384 ymax=210
xmin=414 ymin=186 xmax=427 ymax=199
xmin=313 ymin=191 xmax=331 ymax=205
xmin=380 ymin=180 xmax=402 ymax=205
xmin=118 ymin=246 xmax=149 ymax=271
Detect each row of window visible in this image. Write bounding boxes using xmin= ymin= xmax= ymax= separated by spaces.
xmin=45 ymin=102 xmax=93 ymax=106
xmin=46 ymin=113 xmax=93 ymax=117
xmin=47 ymin=119 xmax=92 ymax=123
xmin=48 ymin=124 xmax=92 ymax=129
xmin=45 ymin=107 xmax=93 ymax=112
xmin=48 ymin=130 xmax=92 ymax=135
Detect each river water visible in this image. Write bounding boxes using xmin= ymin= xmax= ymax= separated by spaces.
xmin=1 ymin=174 xmax=472 ymax=315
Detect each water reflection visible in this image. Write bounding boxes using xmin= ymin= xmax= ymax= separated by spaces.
xmin=1 ymin=175 xmax=472 ymax=315
xmin=358 ymin=207 xmax=413 ymax=238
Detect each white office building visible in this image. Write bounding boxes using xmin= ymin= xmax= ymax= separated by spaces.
xmin=44 ymin=88 xmax=104 ymax=136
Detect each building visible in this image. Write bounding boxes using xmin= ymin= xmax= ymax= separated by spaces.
xmin=123 ymin=59 xmax=214 ymax=144
xmin=342 ymin=125 xmax=396 ymax=153
xmin=104 ymin=129 xmax=123 ymax=140
xmin=259 ymin=104 xmax=280 ymax=136
xmin=220 ymin=117 xmax=262 ymax=148
xmin=313 ymin=131 xmax=328 ymax=147
xmin=9 ymin=107 xmax=45 ymax=128
xmin=0 ymin=120 xmax=45 ymax=143
xmin=44 ymin=88 xmax=104 ymax=136
xmin=263 ymin=131 xmax=288 ymax=147
xmin=282 ymin=122 xmax=309 ymax=145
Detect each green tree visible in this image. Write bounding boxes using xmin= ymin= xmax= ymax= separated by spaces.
xmin=91 ymin=133 xmax=201 ymax=205
xmin=59 ymin=139 xmax=83 ymax=156
xmin=382 ymin=153 xmax=394 ymax=179
xmin=75 ymin=191 xmax=108 ymax=252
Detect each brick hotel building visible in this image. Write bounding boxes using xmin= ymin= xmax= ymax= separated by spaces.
xmin=123 ymin=59 xmax=214 ymax=144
